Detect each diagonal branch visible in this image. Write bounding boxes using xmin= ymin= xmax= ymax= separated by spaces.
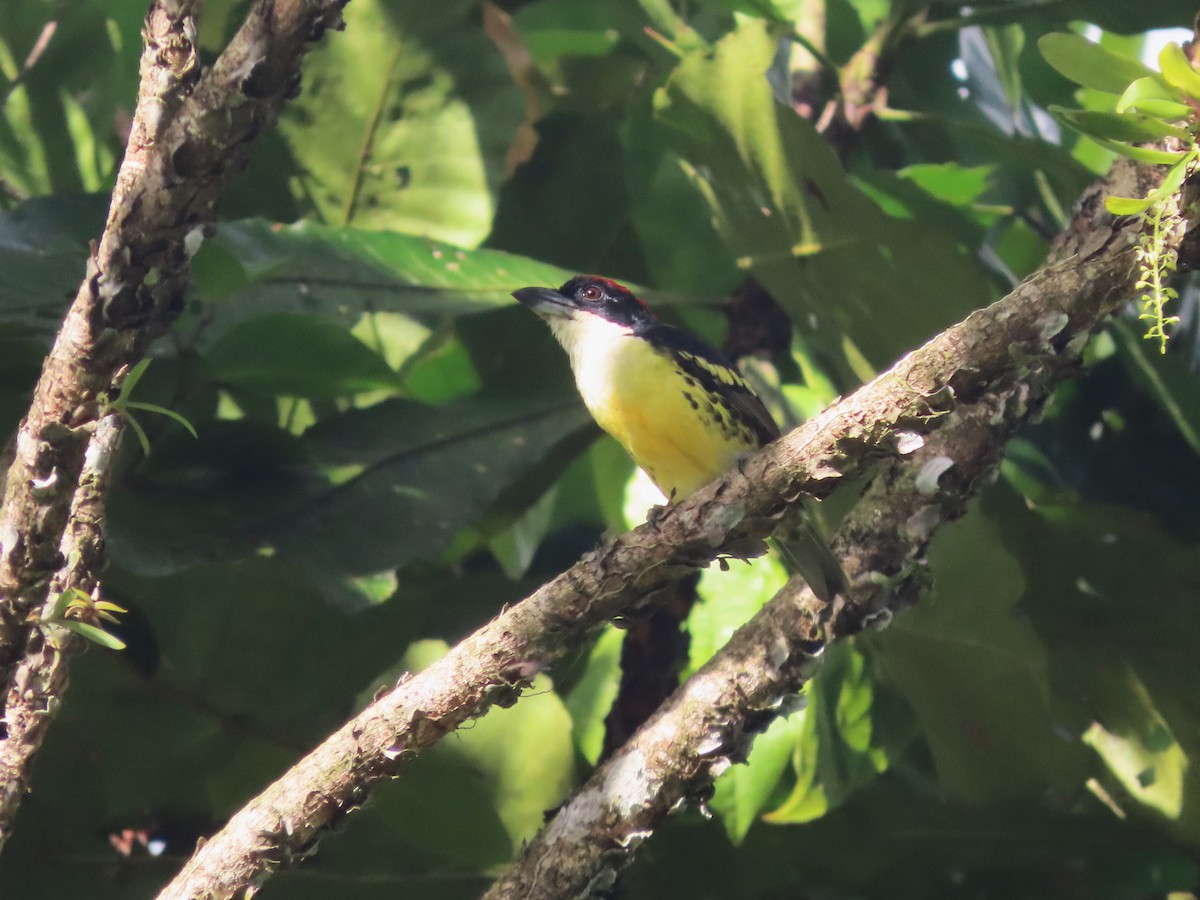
xmin=484 ymin=158 xmax=1200 ymax=898
xmin=483 ymin=390 xmax=1026 ymax=898
xmin=0 ymin=0 xmax=350 ymax=850
xmin=153 ymin=157 xmax=1183 ymax=900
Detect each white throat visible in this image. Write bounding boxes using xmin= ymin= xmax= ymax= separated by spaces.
xmin=547 ymin=314 xmax=635 ymax=374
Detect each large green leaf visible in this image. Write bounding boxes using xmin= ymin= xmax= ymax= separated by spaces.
xmin=261 ymin=387 xmax=593 ymax=601
xmin=487 ymin=112 xmax=650 ymax=279
xmin=710 ymin=709 xmax=806 ymax=842
xmin=563 ymin=625 xmax=625 ymax=764
xmin=1037 ymin=32 xmax=1157 ymax=94
xmin=992 ymin=492 xmax=1200 ymax=839
xmin=867 ymin=501 xmax=1087 ymax=802
xmin=0 ymin=204 xmax=580 ymax=348
xmin=764 ymin=642 xmax=890 ymax=824
xmin=277 ymin=0 xmax=523 ymax=245
xmin=685 ymin=554 xmax=786 ymax=675
xmin=190 ymin=219 xmax=578 ymax=346
xmin=653 ymin=20 xmax=993 ymax=372
xmin=108 ymin=386 xmax=592 ymax=605
xmin=1049 ymin=106 xmax=1192 ymax=144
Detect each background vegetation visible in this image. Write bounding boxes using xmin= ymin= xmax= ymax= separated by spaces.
xmin=1 ymin=0 xmax=1199 ymax=897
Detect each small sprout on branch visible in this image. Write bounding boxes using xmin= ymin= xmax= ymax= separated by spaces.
xmin=102 ymin=358 xmax=198 ymax=455
xmin=1135 ymin=192 xmax=1183 ymax=353
xmin=33 ymin=587 xmax=128 ymax=651
xmin=1038 ymin=35 xmax=1198 ymax=351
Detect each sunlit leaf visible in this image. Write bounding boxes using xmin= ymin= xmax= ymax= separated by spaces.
xmin=1083 ymin=668 xmax=1187 ymax=822
xmin=1158 ymin=42 xmax=1200 ymax=101
xmin=1048 ymin=106 xmax=1192 ymax=143
xmin=278 ymin=0 xmax=523 ymax=245
xmin=190 ymin=219 xmax=578 ymax=345
xmin=711 ymin=709 xmax=806 ymax=843
xmin=59 ymin=620 xmax=126 ymax=651
xmin=1038 ymin=32 xmax=1155 ymax=94
xmin=866 ymin=503 xmax=1087 ymax=802
xmin=686 ymin=554 xmax=787 ymax=676
xmin=1116 ymin=76 xmax=1190 ymax=118
xmin=654 ymin=20 xmax=991 ymax=371
xmin=564 ymin=626 xmax=625 ymax=765
xmin=764 ymin=642 xmax=889 ymax=823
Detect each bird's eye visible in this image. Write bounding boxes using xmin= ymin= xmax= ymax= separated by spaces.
xmin=580 ymin=285 xmax=603 ymax=302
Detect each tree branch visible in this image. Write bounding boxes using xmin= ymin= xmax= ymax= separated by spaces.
xmin=153 ymin=156 xmax=1182 ymax=899
xmin=485 ymin=157 xmax=1198 ymax=898
xmin=0 ymin=0 xmax=349 ymax=849
xmin=0 ymin=414 xmax=122 ymax=850
xmin=482 ymin=390 xmax=1023 ymax=898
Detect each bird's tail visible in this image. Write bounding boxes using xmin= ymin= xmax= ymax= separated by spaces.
xmin=772 ymin=517 xmax=846 ymax=602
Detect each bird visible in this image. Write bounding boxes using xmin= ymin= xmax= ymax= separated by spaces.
xmin=512 ymin=274 xmax=845 ymax=601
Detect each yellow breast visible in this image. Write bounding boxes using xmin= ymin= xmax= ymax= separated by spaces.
xmin=551 ymin=315 xmax=761 ymax=499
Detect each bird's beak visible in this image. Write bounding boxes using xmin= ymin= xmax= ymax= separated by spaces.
xmin=512 ymin=286 xmax=576 ymax=319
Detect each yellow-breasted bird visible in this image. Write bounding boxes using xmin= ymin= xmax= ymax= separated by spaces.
xmin=512 ymin=275 xmax=846 ymax=600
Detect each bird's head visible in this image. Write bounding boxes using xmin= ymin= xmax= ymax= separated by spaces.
xmin=512 ymin=275 xmax=656 ymax=333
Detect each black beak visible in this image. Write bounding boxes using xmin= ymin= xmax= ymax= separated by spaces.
xmin=512 ymin=286 xmax=575 ymax=318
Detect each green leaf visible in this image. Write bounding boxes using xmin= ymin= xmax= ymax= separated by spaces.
xmin=1105 ymin=194 xmax=1156 ymax=216
xmin=514 ymin=0 xmax=622 ymax=62
xmin=1158 ymin=42 xmax=1200 ymax=102
xmin=123 ymin=401 xmax=198 ymax=439
xmin=187 ymin=219 xmax=578 ymax=345
xmin=764 ymin=642 xmax=889 ymax=823
xmin=190 ymin=240 xmax=248 ymax=300
xmin=711 ymin=710 xmax=806 ymax=842
xmin=115 ymin=358 xmax=150 ymax=404
xmin=896 ymin=162 xmax=995 ymax=207
xmin=0 ymin=5 xmax=137 ymax=199
xmin=1037 ymin=33 xmax=1155 ymax=94
xmin=1102 ymin=145 xmax=1192 ymax=218
xmin=0 ymin=196 xmax=105 ymax=337
xmin=396 ymin=325 xmax=483 ymax=403
xmin=204 ymin=313 xmax=402 ymax=398
xmin=989 ymin=491 xmax=1200 ymax=838
xmin=1083 ymin=667 xmax=1188 ymax=822
xmin=564 ymin=626 xmax=625 ymax=765
xmin=389 ymin=641 xmax=576 ymax=847
xmin=59 ymin=620 xmax=125 ymax=651
xmin=686 ymin=554 xmax=787 ymax=676
xmin=1089 ymin=138 xmax=1188 ymax=165
xmin=1116 ymin=76 xmax=1190 ymax=118
xmin=488 ymin=485 xmax=557 ymax=578
xmin=867 ymin=503 xmax=1086 ymax=802
xmin=264 ymin=386 xmax=593 ymax=602
xmin=984 ymin=24 xmax=1026 ymax=115
xmin=121 ymin=410 xmax=152 ymax=457
xmin=278 ymin=0 xmax=523 ymax=246
xmin=1049 ymin=106 xmax=1192 ymax=143
xmin=654 ymin=19 xmax=991 ymax=371
xmin=44 ymin=589 xmax=76 ymax=622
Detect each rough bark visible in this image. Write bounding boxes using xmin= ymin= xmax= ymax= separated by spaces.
xmin=484 ymin=161 xmax=1195 ymax=898
xmin=0 ymin=0 xmax=349 ymax=850
xmin=482 ymin=392 xmax=1021 ymax=898
xmin=154 ymin=156 xmax=1181 ymax=900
